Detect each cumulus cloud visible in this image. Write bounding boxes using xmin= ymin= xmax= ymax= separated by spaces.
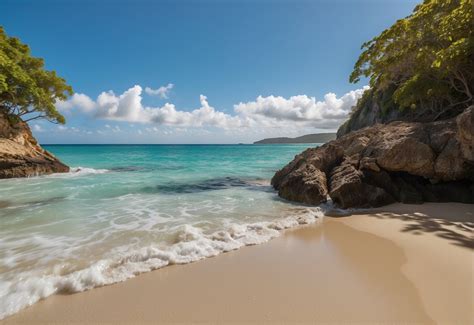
xmin=56 ymin=85 xmax=368 ymax=130
xmin=148 ymin=95 xmax=243 ymax=128
xmin=234 ymin=86 xmax=369 ymax=129
xmin=144 ymin=83 xmax=174 ymax=99
xmin=32 ymin=124 xmax=44 ymax=132
xmin=56 ymin=93 xmax=96 ymax=112
xmin=95 ymin=86 xmax=145 ymax=122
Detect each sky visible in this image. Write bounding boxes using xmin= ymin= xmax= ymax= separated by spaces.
xmin=1 ymin=0 xmax=419 ymax=144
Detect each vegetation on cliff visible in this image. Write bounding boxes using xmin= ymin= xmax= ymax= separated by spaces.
xmin=340 ymin=0 xmax=473 ymax=136
xmin=0 ymin=27 xmax=70 ymax=178
xmin=0 ymin=27 xmax=72 ymax=125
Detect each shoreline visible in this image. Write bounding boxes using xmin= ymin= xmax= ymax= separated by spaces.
xmin=3 ymin=202 xmax=473 ymax=323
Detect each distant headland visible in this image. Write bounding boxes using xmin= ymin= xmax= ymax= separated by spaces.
xmin=254 ymin=133 xmax=336 ymax=144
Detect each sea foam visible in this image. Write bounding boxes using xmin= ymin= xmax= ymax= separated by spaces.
xmin=27 ymin=167 xmax=110 ymax=180
xmin=65 ymin=167 xmax=109 ymax=176
xmin=0 ymin=144 xmax=327 ymax=320
xmin=0 ymin=207 xmax=324 ymax=320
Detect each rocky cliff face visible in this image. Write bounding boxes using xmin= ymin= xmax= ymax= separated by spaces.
xmin=0 ymin=114 xmax=69 ymax=178
xmin=336 ymin=100 xmax=402 ymax=138
xmin=336 ymin=89 xmax=466 ymax=138
xmin=272 ymin=106 xmax=474 ymax=208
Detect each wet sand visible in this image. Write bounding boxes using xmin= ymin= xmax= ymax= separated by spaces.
xmin=3 ymin=203 xmax=473 ymax=323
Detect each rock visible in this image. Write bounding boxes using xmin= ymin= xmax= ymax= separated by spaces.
xmin=434 ymin=138 xmax=466 ymax=181
xmin=359 ymin=157 xmax=380 ymax=172
xmin=456 ymin=106 xmax=473 ymax=161
xmin=428 ymin=121 xmax=457 ymax=154
xmin=271 ymin=143 xmax=344 ymax=204
xmin=391 ymin=175 xmax=424 ymax=204
xmin=336 ymin=89 xmax=467 ymax=138
xmin=0 ymin=113 xmax=69 ymax=178
xmin=375 ymin=137 xmax=435 ymax=178
xmin=344 ymin=135 xmax=370 ymax=156
xmin=305 ymin=143 xmax=345 ymax=172
xmin=275 ymin=164 xmax=328 ymax=205
xmin=422 ymin=180 xmax=474 ymax=203
xmin=272 ymin=107 xmax=474 ymax=208
xmin=361 ymin=169 xmax=398 ymax=197
xmin=329 ymin=162 xmax=395 ymax=208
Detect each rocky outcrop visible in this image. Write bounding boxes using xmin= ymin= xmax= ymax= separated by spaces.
xmin=272 ymin=106 xmax=474 ymax=208
xmin=336 ymin=87 xmax=469 ymax=138
xmin=0 ymin=114 xmax=69 ymax=178
xmin=456 ymin=108 xmax=473 ymax=161
xmin=337 ymin=100 xmax=402 ymax=138
xmin=271 ymin=144 xmax=344 ymax=204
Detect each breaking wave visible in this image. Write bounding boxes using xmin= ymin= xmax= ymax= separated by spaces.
xmin=0 ymin=207 xmax=325 ymax=320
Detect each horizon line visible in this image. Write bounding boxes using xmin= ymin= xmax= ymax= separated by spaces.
xmin=40 ymin=143 xmax=321 ymax=146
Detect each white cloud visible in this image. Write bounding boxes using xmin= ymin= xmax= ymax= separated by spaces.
xmin=56 ymin=85 xmax=368 ymax=130
xmin=32 ymin=124 xmax=44 ymax=132
xmin=144 ymin=83 xmax=174 ymax=99
xmin=56 ymin=93 xmax=96 ymax=112
xmin=148 ymin=95 xmax=243 ymax=128
xmin=234 ymin=86 xmax=369 ymax=129
xmin=104 ymin=124 xmax=121 ymax=132
xmin=95 ymin=86 xmax=145 ymax=122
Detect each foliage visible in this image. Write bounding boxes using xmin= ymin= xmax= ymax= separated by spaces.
xmin=350 ymin=0 xmax=473 ymax=119
xmin=0 ymin=27 xmax=72 ymax=124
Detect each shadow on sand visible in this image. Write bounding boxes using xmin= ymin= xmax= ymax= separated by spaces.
xmin=333 ymin=203 xmax=474 ymax=250
xmin=372 ymin=210 xmax=473 ymax=249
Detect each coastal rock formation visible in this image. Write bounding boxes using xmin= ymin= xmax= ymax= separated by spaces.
xmin=336 ymin=90 xmax=468 ymax=139
xmin=0 ymin=114 xmax=69 ymax=178
xmin=272 ymin=106 xmax=474 ymax=208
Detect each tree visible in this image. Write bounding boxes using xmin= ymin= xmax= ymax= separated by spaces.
xmin=350 ymin=0 xmax=473 ymax=119
xmin=0 ymin=27 xmax=73 ymax=124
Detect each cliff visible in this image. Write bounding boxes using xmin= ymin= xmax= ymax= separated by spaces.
xmin=0 ymin=114 xmax=69 ymax=178
xmin=254 ymin=133 xmax=336 ymax=144
xmin=337 ymin=89 xmax=466 ymax=138
xmin=272 ymin=106 xmax=473 ymax=208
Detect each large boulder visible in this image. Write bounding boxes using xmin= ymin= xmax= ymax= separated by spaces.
xmin=275 ymin=164 xmax=328 ymax=205
xmin=272 ymin=143 xmax=344 ymax=205
xmin=272 ymin=106 xmax=474 ymax=208
xmin=456 ymin=106 xmax=473 ymax=161
xmin=329 ymin=160 xmax=395 ymax=208
xmin=0 ymin=114 xmax=69 ymax=178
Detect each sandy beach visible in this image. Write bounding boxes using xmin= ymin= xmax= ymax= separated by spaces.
xmin=3 ymin=202 xmax=473 ymax=324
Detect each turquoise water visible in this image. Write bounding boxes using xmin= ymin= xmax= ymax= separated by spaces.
xmin=0 ymin=144 xmax=325 ymax=319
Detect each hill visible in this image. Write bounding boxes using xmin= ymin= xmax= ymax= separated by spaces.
xmin=254 ymin=133 xmax=336 ymax=144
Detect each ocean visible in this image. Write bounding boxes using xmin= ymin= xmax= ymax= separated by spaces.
xmin=0 ymin=144 xmax=326 ymax=319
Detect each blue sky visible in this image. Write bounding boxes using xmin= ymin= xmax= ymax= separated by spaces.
xmin=1 ymin=0 xmax=418 ymax=143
